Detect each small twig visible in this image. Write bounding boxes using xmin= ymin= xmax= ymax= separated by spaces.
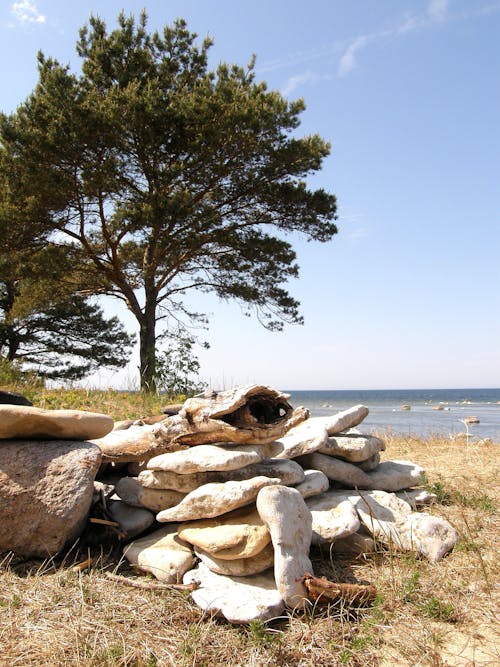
xmin=89 ymin=517 xmax=121 ymax=527
xmin=104 ymin=571 xmax=199 ymax=592
xmin=73 ymin=548 xmax=92 ymax=572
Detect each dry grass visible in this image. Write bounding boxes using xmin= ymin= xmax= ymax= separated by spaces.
xmin=0 ymin=410 xmax=499 ymax=665
xmin=0 ymin=384 xmax=172 ymax=421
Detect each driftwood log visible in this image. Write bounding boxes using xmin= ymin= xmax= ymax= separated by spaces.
xmin=154 ymin=385 xmax=309 ymax=447
xmin=302 ymin=573 xmax=377 ymax=606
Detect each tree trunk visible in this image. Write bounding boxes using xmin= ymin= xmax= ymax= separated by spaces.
xmin=139 ymin=300 xmax=157 ymax=393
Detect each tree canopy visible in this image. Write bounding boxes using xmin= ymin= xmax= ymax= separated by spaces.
xmin=0 ymin=12 xmax=338 ymax=390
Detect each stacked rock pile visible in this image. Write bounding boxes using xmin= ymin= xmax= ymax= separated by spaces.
xmin=0 ymin=385 xmax=458 ymax=625
xmin=93 ymin=385 xmax=457 ymax=623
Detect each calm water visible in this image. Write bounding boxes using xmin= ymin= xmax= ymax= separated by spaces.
xmin=285 ymin=388 xmax=500 ymax=440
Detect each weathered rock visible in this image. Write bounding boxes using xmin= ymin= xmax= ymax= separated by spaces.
xmin=139 ymin=458 xmax=304 ymax=492
xmin=161 ymin=403 xmax=184 ymax=416
xmin=328 ymin=530 xmax=376 ymax=555
xmin=91 ymin=424 xmax=183 ymax=463
xmin=318 ymin=433 xmax=385 ymax=463
xmin=157 ymin=476 xmax=281 ymax=522
xmin=178 ymin=506 xmax=270 ymax=560
xmin=366 ymin=460 xmax=425 ymax=491
xmin=123 ymin=525 xmax=195 ymax=583
xmin=293 ymin=469 xmax=330 ymax=499
xmin=112 ymin=419 xmax=135 ymax=431
xmin=0 ymin=439 xmax=102 ymax=558
xmin=305 ymin=494 xmax=360 ymax=545
xmin=183 ymin=562 xmax=285 ymax=624
xmin=0 ymin=390 xmax=32 ymax=406
xmin=299 ymin=455 xmax=424 ymax=492
xmin=107 ymin=500 xmax=155 ymax=539
xmin=327 ymin=489 xmax=457 ymax=562
xmin=195 ymin=543 xmax=275 ymax=577
xmin=0 ymin=405 xmax=113 ymax=441
xmin=256 ymin=485 xmax=312 ymax=610
xmin=357 ymin=452 xmax=381 ymax=472
xmin=306 ymin=405 xmax=370 ymax=436
xmin=133 ymin=415 xmax=169 ymax=426
xmin=154 ymin=385 xmax=308 ymax=447
xmin=267 ymin=419 xmax=328 ymax=459
xmin=146 ymin=443 xmax=268 ymax=474
xmin=115 ymin=477 xmax=185 ymax=511
xmin=396 ymin=488 xmax=437 ymax=509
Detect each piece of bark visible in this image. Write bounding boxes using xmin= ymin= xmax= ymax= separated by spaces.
xmin=154 ymin=385 xmax=308 ymax=447
xmin=302 ymin=573 xmax=377 ymax=606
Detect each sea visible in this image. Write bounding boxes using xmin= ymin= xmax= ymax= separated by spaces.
xmin=285 ymin=388 xmax=500 ymax=440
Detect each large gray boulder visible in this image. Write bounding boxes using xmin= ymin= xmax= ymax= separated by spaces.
xmin=0 ymin=439 xmax=102 ymax=558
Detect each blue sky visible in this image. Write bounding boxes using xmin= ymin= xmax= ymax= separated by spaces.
xmin=1 ymin=0 xmax=499 ymax=390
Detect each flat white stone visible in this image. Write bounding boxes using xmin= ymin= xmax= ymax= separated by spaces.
xmin=115 ymin=476 xmax=185 ymax=511
xmin=178 ymin=506 xmax=270 ymax=560
xmin=139 ymin=458 xmax=304 ymax=492
xmin=156 ymin=476 xmax=280 ymax=522
xmin=293 ymin=469 xmax=330 ymax=499
xmin=183 ymin=562 xmax=285 ymax=624
xmin=0 ymin=405 xmax=113 ymax=440
xmin=305 ymin=405 xmax=369 ymax=436
xmin=123 ymin=525 xmax=195 ymax=582
xmin=318 ymin=433 xmax=385 ymax=463
xmin=305 ymin=495 xmax=360 ymax=545
xmin=266 ymin=420 xmax=328 ymax=459
xmin=256 ymin=485 xmax=312 ymax=610
xmin=146 ymin=443 xmax=267 ymax=474
xmin=194 ymin=543 xmax=275 ymax=577
xmin=300 ymin=455 xmax=424 ymax=492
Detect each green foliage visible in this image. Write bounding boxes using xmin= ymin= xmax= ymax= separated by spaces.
xmin=453 ymin=491 xmax=497 ymax=513
xmin=400 ymin=571 xmax=420 ymax=602
xmin=423 ymin=475 xmax=497 ymax=513
xmin=0 ymin=11 xmax=338 ymax=389
xmin=0 ymin=260 xmax=135 ymax=382
xmin=421 ymin=596 xmax=457 ymax=623
xmin=422 ymin=477 xmax=453 ymax=505
xmin=155 ymin=332 xmax=208 ymax=398
xmin=0 ymin=358 xmax=40 ymax=386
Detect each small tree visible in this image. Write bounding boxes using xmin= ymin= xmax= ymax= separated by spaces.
xmin=0 ymin=184 xmax=134 ymax=381
xmin=1 ymin=12 xmax=338 ymax=390
xmin=155 ymin=330 xmax=208 ymax=398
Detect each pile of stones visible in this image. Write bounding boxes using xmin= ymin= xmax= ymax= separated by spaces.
xmin=0 ymin=385 xmax=458 ymax=624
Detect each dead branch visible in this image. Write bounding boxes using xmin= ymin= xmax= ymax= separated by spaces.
xmin=301 ymin=572 xmax=377 ymax=606
xmin=104 ymin=571 xmax=199 ymax=592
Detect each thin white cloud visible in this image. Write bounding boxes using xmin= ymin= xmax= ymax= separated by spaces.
xmin=338 ymin=35 xmax=369 ymax=76
xmin=281 ymin=71 xmax=333 ymax=97
xmin=10 ymin=1 xmax=45 ymax=25
xmin=337 ymin=0 xmax=498 ymax=77
xmin=428 ymin=0 xmax=449 ymax=22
